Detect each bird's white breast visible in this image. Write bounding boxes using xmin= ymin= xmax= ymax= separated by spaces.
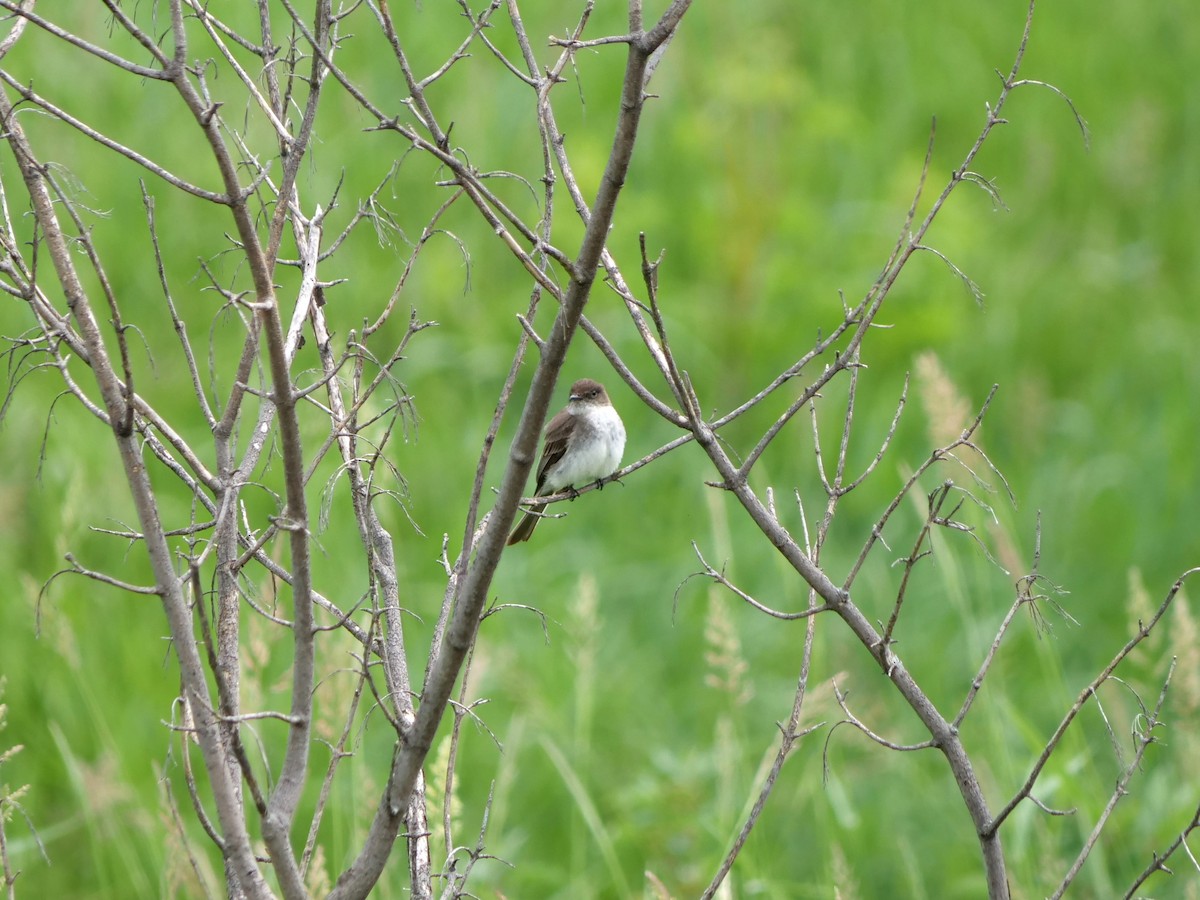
xmin=548 ymin=404 xmax=626 ymax=490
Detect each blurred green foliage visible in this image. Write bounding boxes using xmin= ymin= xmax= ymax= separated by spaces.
xmin=0 ymin=0 xmax=1197 ymax=897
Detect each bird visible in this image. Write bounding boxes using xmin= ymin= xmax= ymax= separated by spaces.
xmin=507 ymin=378 xmax=626 ymax=544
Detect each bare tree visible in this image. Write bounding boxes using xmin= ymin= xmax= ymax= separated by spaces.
xmin=0 ymin=1 xmax=1194 ymax=898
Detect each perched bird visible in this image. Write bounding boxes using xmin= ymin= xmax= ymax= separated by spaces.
xmin=507 ymin=378 xmax=626 ymax=544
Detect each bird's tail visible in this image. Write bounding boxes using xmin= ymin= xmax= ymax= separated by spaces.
xmin=507 ymin=502 xmax=547 ymax=545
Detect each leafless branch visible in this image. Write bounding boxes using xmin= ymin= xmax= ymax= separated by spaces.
xmin=701 ymin=603 xmax=822 ymax=899
xmin=988 ymin=567 xmax=1200 ymax=836
xmin=680 ymin=542 xmax=832 ymax=621
xmin=1123 ymin=795 xmax=1200 ymax=897
xmin=1051 ymin=660 xmax=1176 ymax=898
xmin=827 ymin=681 xmax=936 ymax=755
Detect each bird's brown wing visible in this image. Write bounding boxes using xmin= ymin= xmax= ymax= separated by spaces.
xmin=533 ymin=409 xmax=574 ymax=494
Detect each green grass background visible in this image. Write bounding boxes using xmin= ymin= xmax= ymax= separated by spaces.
xmin=0 ymin=0 xmax=1198 ymax=897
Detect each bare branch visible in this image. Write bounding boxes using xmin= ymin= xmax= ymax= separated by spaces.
xmin=0 ymin=0 xmax=168 ymax=76
xmin=826 ymin=681 xmax=936 ymax=755
xmin=988 ymin=567 xmax=1200 ymax=836
xmin=1051 ymin=660 xmax=1176 ymax=898
xmin=1123 ymin=795 xmax=1200 ymax=897
xmin=702 ymin=605 xmax=821 ymax=899
xmin=0 ymin=72 xmax=228 ymax=202
xmin=680 ymin=542 xmax=832 ymax=621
